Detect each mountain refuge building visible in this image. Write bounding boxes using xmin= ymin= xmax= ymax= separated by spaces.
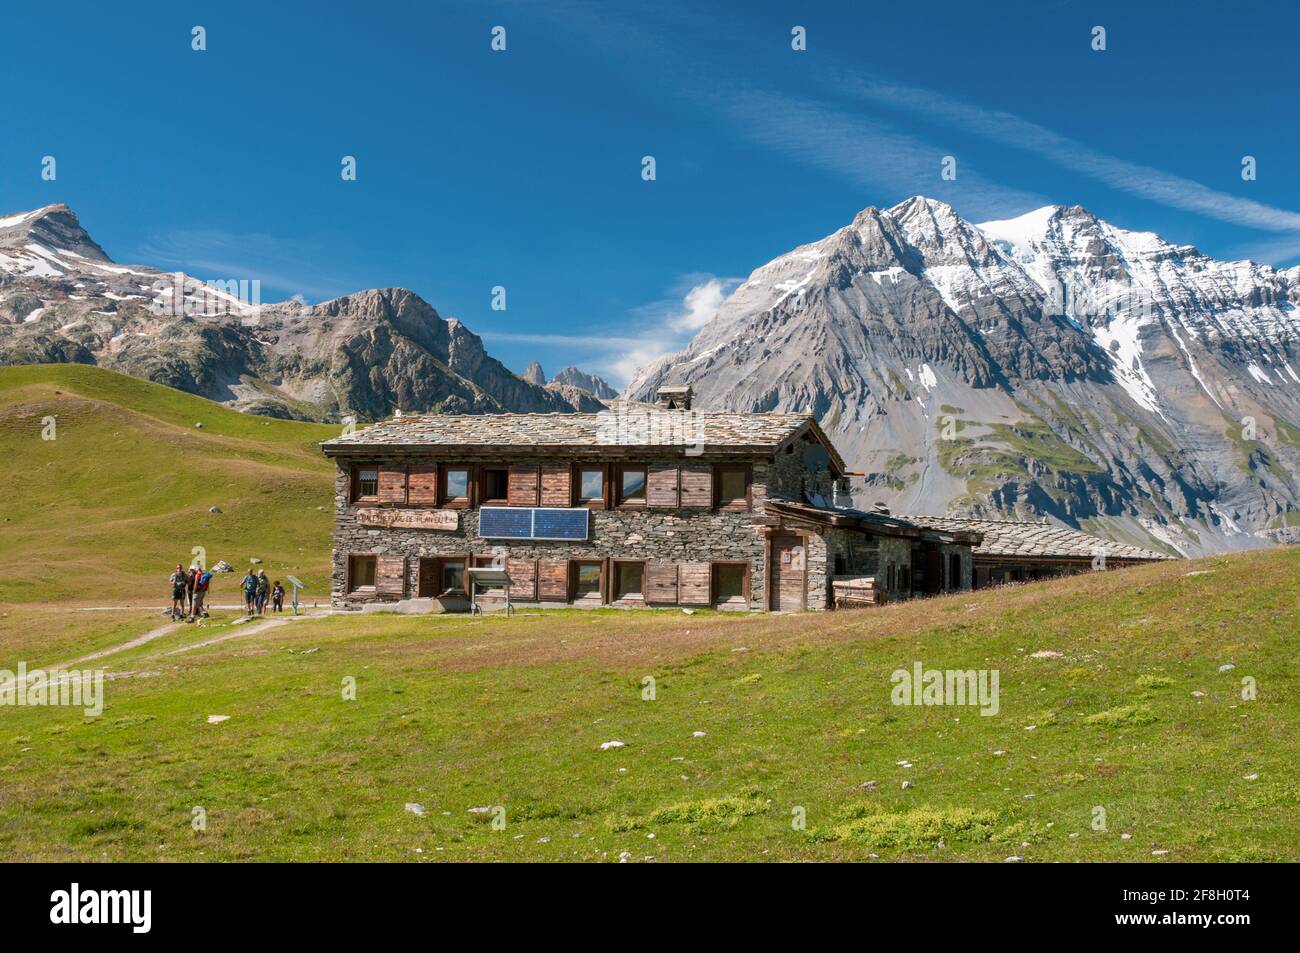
xmin=320 ymin=390 xmax=1170 ymax=612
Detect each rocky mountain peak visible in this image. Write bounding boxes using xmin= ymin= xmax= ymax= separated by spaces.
xmin=626 ymin=196 xmax=1300 ymax=556
xmin=549 ymin=365 xmax=617 ymax=399
xmin=0 ymin=203 xmax=111 ymax=262
xmin=522 ymin=361 xmax=546 ymax=385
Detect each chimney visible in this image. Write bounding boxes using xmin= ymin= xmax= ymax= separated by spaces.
xmin=872 ymin=501 xmax=890 ymax=516
xmin=656 ymin=385 xmax=693 ymax=411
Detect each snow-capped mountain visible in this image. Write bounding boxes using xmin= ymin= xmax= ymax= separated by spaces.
xmin=0 ymin=204 xmax=605 ymax=420
xmin=627 ymin=197 xmax=1300 ymax=555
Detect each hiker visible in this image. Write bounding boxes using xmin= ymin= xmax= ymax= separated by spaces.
xmin=191 ymin=568 xmax=212 ymax=620
xmin=241 ymin=569 xmax=258 ymax=616
xmin=255 ymin=570 xmax=270 ymax=615
xmin=169 ymin=564 xmax=188 ymax=620
xmin=185 ymin=566 xmax=199 ymax=615
xmin=272 ymin=580 xmax=285 ymax=613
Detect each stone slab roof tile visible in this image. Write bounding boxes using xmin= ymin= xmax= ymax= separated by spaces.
xmin=899 ymin=515 xmax=1174 ymax=561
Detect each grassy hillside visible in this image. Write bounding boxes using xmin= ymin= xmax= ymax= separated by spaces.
xmin=0 ymin=547 xmax=1295 ymax=861
xmin=0 ymin=364 xmax=336 ymax=608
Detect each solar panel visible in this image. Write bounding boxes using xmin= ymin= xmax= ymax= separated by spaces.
xmin=478 ymin=506 xmax=589 ymax=541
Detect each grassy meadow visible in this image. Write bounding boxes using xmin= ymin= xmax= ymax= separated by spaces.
xmin=0 ymin=364 xmax=1295 ymax=862
xmin=0 ymin=547 xmax=1295 ymax=862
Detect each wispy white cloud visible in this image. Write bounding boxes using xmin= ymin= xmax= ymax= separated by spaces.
xmin=718 ymin=89 xmax=1047 ymax=221
xmin=481 ymin=274 xmax=740 ymax=388
xmin=129 ymin=229 xmax=360 ymax=301
xmin=841 ymin=76 xmax=1300 ymax=235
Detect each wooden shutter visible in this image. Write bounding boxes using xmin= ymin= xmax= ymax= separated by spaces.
xmin=376 ymin=556 xmax=406 ymax=598
xmin=537 ymin=559 xmax=568 ymax=601
xmin=646 ymin=562 xmax=679 ymax=604
xmin=679 ymin=465 xmax=713 ymax=508
xmin=508 ymin=465 xmax=540 ymax=506
xmin=647 ymin=465 xmax=680 ymax=508
xmin=506 ymin=558 xmax=537 ymax=601
xmin=406 ymin=466 xmax=438 ymax=505
xmin=378 ymin=467 xmax=407 ymax=504
xmin=678 ymin=562 xmax=711 ymax=605
xmin=540 ymin=463 xmax=571 ymax=507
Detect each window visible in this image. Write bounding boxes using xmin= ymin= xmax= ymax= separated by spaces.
xmin=834 ymin=554 xmax=847 ymax=576
xmin=441 ymin=465 xmax=470 ymax=506
xmin=576 ymin=466 xmax=605 ymax=507
xmin=440 ymin=559 xmax=466 ymax=594
xmin=354 ymin=466 xmax=379 ymax=500
xmin=712 ymin=562 xmax=749 ymax=606
xmin=480 ymin=467 xmax=509 ymax=504
xmin=613 ymin=561 xmax=645 ymax=601
xmin=348 ymin=555 xmax=377 ymax=591
xmin=572 ymin=561 xmax=603 ymax=600
xmin=715 ymin=465 xmax=751 ymax=510
xmin=617 ymin=466 xmax=647 ymax=506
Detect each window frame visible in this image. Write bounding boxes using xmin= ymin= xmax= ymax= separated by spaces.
xmin=433 ymin=555 xmax=469 ymax=596
xmin=351 ymin=464 xmax=380 ymax=503
xmin=439 ymin=463 xmax=473 ymax=508
xmin=347 ymin=553 xmax=378 ymax=593
xmin=569 ymin=559 xmax=606 ymax=603
xmin=611 ymin=559 xmax=647 ymax=603
xmin=714 ymin=463 xmax=753 ymax=512
xmin=710 ymin=560 xmax=751 ymax=607
xmin=615 ymin=464 xmax=649 ymax=508
xmin=573 ymin=465 xmax=608 ymax=510
xmin=479 ymin=466 xmax=510 ymax=507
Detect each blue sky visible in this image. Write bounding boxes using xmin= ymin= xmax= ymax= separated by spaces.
xmin=3 ymin=0 xmax=1298 ymax=385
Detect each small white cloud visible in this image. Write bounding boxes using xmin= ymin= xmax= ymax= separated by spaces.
xmin=668 ymin=276 xmax=738 ymax=332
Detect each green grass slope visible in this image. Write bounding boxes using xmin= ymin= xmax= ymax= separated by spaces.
xmin=0 ymin=364 xmax=337 ymax=606
xmin=0 ymin=547 xmax=1295 ymax=861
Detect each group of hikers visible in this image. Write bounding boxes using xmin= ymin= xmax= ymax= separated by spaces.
xmin=167 ymin=565 xmax=286 ymax=621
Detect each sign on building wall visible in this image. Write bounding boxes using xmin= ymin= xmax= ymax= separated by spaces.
xmin=355 ymin=508 xmax=459 ymax=531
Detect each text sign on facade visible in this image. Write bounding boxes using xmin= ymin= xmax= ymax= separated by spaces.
xmin=355 ymin=508 xmax=459 ymax=531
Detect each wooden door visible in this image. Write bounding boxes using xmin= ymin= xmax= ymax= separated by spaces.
xmin=417 ymin=558 xmax=437 ymax=598
xmin=770 ymin=534 xmax=806 ymax=611
xmin=925 ymin=545 xmax=942 ymax=595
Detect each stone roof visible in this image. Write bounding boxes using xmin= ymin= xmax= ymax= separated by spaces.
xmin=765 ymin=499 xmax=984 ymax=545
xmin=900 ymin=515 xmax=1175 ymax=562
xmin=321 ymin=402 xmax=845 ymax=469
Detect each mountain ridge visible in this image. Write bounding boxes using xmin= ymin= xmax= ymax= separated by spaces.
xmin=0 ymin=204 xmax=605 ymax=422
xmin=626 ymin=196 xmax=1300 ymax=556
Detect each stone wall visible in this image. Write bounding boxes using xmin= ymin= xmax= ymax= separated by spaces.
xmin=331 ymin=455 xmax=777 ymax=610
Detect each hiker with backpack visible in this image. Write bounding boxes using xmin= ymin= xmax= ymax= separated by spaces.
xmin=191 ymin=568 xmax=213 ymax=621
xmin=169 ymin=564 xmax=188 ymax=620
xmin=185 ymin=566 xmax=199 ymax=615
xmin=272 ymin=580 xmax=285 ymax=613
xmin=255 ymin=570 xmax=270 ymax=615
xmin=241 ymin=569 xmax=258 ymax=616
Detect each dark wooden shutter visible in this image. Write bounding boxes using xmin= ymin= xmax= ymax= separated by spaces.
xmin=376 ymin=556 xmax=406 ymax=598
xmin=679 ymin=465 xmax=713 ymax=508
xmin=646 ymin=562 xmax=679 ymax=604
xmin=647 ymin=465 xmax=680 ymax=508
xmin=506 ymin=558 xmax=537 ymax=601
xmin=537 ymin=559 xmax=568 ymax=601
xmin=540 ymin=463 xmax=571 ymax=507
xmin=378 ymin=467 xmax=407 ymax=504
xmin=678 ymin=562 xmax=711 ymax=605
xmin=407 ymin=466 xmax=438 ymax=505
xmin=508 ymin=465 xmax=540 ymax=506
